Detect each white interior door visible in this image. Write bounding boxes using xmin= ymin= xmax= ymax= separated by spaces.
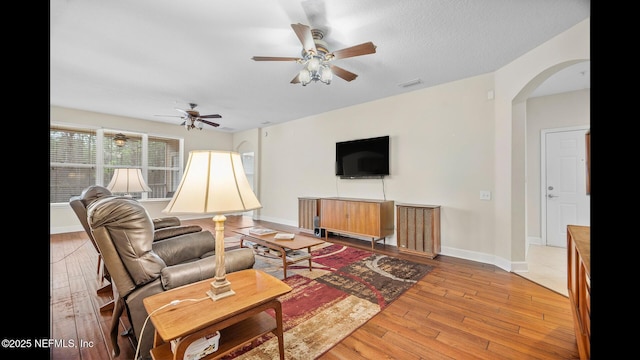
xmin=543 ymin=128 xmax=590 ymax=247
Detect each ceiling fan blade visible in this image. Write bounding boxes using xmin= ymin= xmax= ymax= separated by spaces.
xmin=330 ymin=42 xmax=377 ymax=60
xmin=252 ymin=56 xmax=301 ymax=62
xmin=154 ymin=114 xmax=182 ymax=118
xmin=291 ymin=23 xmax=317 ymax=55
xmin=290 ymin=73 xmax=301 ymax=84
xmin=198 ymin=114 xmax=222 ymax=119
xmin=199 ymin=119 xmax=220 ymax=128
xmin=179 ymin=121 xmax=186 ymax=126
xmin=175 ymin=108 xmax=190 ymax=117
xmin=330 ymin=65 xmax=358 ymax=82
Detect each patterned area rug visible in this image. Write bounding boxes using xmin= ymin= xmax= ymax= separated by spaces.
xmin=221 ymin=240 xmax=433 ymax=359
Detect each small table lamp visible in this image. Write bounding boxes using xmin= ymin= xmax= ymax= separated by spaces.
xmin=106 ymin=168 xmax=152 ymax=196
xmin=163 ymin=150 xmax=262 ymax=301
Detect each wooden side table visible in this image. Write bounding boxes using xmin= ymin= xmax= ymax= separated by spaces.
xmin=143 ymin=269 xmax=292 ymax=360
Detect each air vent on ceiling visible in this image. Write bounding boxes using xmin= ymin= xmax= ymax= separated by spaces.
xmin=398 ymin=78 xmax=423 ymax=88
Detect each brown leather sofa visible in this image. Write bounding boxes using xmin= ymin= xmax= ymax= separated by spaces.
xmin=87 ymin=195 xmax=255 ymax=359
xmin=69 ymin=185 xmax=203 ymax=312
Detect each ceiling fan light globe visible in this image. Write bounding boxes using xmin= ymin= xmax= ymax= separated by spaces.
xmin=307 ymin=57 xmax=321 ymax=72
xmin=299 ymin=69 xmax=311 ymax=85
xmin=320 ymin=66 xmax=332 ymax=83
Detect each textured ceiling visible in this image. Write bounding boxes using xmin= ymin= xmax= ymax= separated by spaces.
xmin=50 ymin=0 xmax=590 ymax=133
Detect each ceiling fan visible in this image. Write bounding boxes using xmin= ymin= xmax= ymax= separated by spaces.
xmin=155 ymin=103 xmax=221 ymax=130
xmin=252 ymin=23 xmax=376 ymax=85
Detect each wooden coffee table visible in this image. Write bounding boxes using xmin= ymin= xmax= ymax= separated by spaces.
xmin=224 ymin=215 xmax=260 ymax=230
xmin=233 ymin=227 xmax=325 ymax=279
xmin=143 ymin=269 xmax=292 ymax=360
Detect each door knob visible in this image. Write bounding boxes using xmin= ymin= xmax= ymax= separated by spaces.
xmin=547 ymin=194 xmax=559 ymax=198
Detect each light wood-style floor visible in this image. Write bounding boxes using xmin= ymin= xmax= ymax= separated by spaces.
xmin=516 ymin=244 xmax=567 ymax=297
xmin=50 ymin=217 xmax=579 ymax=359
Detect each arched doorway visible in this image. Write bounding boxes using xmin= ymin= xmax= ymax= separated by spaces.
xmin=512 ymin=60 xmax=590 ymax=293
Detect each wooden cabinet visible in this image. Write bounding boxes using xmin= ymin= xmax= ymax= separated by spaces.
xmin=298 ymin=197 xmax=320 ymax=233
xmin=319 ymin=197 xmax=394 ymax=249
xmin=567 ymin=225 xmax=590 ymax=360
xmin=396 ymin=204 xmax=441 ymax=258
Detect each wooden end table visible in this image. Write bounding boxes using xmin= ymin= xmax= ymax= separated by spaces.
xmin=143 ymin=269 xmax=292 ymax=360
xmin=233 ymin=228 xmax=325 ymax=279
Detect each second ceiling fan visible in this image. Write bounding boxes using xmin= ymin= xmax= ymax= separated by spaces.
xmin=156 ymin=103 xmax=221 ymax=130
xmin=252 ymin=23 xmax=377 ymax=85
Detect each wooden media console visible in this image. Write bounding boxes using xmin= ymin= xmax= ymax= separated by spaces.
xmin=316 ymin=197 xmax=394 ymax=249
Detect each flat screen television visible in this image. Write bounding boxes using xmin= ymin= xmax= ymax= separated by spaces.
xmin=335 ymin=136 xmax=390 ymax=178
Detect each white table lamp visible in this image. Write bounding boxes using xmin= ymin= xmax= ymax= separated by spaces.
xmin=106 ymin=168 xmax=152 ymax=195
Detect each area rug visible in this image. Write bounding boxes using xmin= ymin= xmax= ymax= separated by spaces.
xmin=221 ymin=240 xmax=433 ymax=359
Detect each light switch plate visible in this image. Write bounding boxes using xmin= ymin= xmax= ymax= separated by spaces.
xmin=480 ymin=191 xmax=491 ymax=200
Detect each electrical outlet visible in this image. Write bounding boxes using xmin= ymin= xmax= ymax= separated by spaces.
xmin=480 ymin=191 xmax=491 ymax=200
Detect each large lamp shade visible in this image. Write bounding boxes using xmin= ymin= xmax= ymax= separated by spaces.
xmin=163 ymin=150 xmax=261 ymax=301
xmin=163 ymin=150 xmax=261 ymax=214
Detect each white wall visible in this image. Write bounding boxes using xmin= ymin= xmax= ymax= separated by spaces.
xmin=255 ymin=73 xmax=496 ymax=260
xmin=50 ymin=18 xmax=590 ymax=273
xmin=50 ymin=107 xmax=234 ymax=157
xmin=494 ymin=18 xmax=589 ymax=270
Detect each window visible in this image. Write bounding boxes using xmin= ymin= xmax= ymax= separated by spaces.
xmin=50 ymin=126 xmax=97 ymax=203
xmin=50 ymin=124 xmax=183 ymax=203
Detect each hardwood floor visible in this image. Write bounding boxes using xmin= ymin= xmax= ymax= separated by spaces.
xmin=49 ymin=217 xmax=579 ymax=359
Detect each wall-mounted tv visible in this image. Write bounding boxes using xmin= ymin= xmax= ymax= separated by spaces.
xmin=335 ymin=135 xmax=390 ymax=178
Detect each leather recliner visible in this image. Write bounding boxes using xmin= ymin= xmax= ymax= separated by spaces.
xmin=87 ymin=195 xmax=256 ymax=359
xmin=69 ymin=185 xmax=203 ymax=312
xmin=70 ymin=185 xmax=204 ymax=248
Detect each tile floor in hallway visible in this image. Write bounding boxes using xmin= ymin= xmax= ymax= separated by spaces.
xmin=515 ymin=243 xmax=567 ymax=297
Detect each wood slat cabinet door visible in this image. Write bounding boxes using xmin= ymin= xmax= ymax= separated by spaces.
xmin=396 ymin=204 xmax=441 ymax=258
xmin=320 ymin=199 xmax=349 ymax=231
xmin=298 ymin=197 xmax=320 ymax=232
xmin=348 ymin=201 xmax=381 ymax=237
